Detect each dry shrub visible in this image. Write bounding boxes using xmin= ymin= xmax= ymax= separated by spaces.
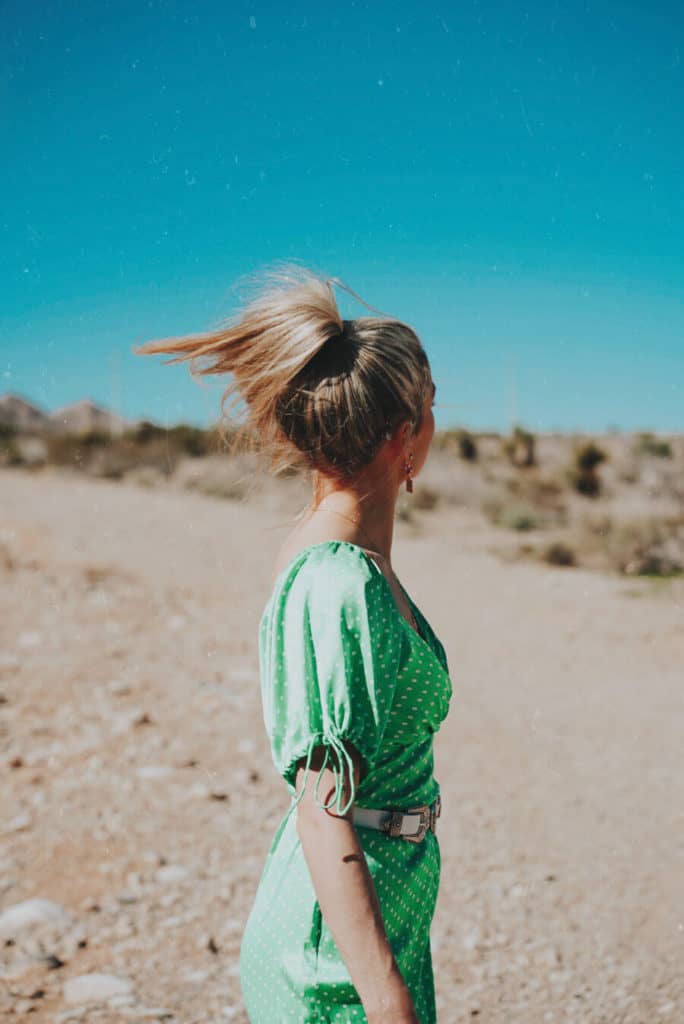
xmin=633 ymin=433 xmax=673 ymax=459
xmin=581 ymin=516 xmax=684 ymax=577
xmin=433 ymin=427 xmax=478 ymax=460
xmin=0 ymin=543 xmax=15 ymax=572
xmin=412 ymin=484 xmax=441 ymax=511
xmin=542 ymin=542 xmax=576 ymax=567
xmin=41 ymin=424 xmax=223 ymax=479
xmin=82 ymin=564 xmax=116 ymax=587
xmin=482 ymin=497 xmax=542 ymax=531
xmin=174 ymin=453 xmax=260 ymax=502
xmin=567 ymin=441 xmax=608 ymax=497
xmin=505 ymin=472 xmax=568 ymax=524
xmin=502 ymin=425 xmax=536 ymax=468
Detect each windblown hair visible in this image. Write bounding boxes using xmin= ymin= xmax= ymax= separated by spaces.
xmin=132 ymin=263 xmax=431 ymax=479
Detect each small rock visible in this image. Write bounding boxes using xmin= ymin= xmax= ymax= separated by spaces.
xmin=54 ymin=1008 xmax=90 ymax=1022
xmin=109 ymin=681 xmax=132 ymax=696
xmin=1 ymin=811 xmax=33 ymax=835
xmin=182 ymin=968 xmax=209 ymax=984
xmin=156 ymin=865 xmax=189 ymax=885
xmin=116 ymin=890 xmax=139 ymax=905
xmin=63 ymin=972 xmax=134 ymax=1005
xmin=136 ymin=764 xmax=171 ymax=780
xmin=44 ymin=953 xmax=66 ymax=969
xmin=109 ymin=990 xmax=138 ymax=1007
xmin=0 ymin=898 xmax=73 ymax=938
xmin=185 ymin=783 xmax=210 ymax=799
xmin=13 ymin=998 xmax=35 ymax=1015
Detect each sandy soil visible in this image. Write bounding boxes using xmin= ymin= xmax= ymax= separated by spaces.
xmin=1 ymin=466 xmax=682 ymax=1023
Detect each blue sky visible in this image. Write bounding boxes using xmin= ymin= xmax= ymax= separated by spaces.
xmin=2 ymin=1 xmax=682 ymax=432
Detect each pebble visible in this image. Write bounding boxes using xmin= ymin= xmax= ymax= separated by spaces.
xmin=109 ymin=680 xmax=132 ymax=696
xmin=136 ymin=764 xmax=172 ymax=780
xmin=1 ymin=811 xmax=33 ymax=835
xmin=156 ymin=865 xmax=189 ymax=884
xmin=0 ymin=897 xmax=73 ymax=938
xmin=63 ymin=972 xmax=134 ymax=1005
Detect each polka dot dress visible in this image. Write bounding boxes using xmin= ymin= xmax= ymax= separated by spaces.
xmin=240 ymin=541 xmax=453 ymax=1023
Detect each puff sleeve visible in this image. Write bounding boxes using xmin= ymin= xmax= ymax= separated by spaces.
xmin=260 ymin=545 xmax=403 ymax=816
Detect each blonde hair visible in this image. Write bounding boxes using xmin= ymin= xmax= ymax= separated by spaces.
xmin=132 ymin=263 xmax=431 ymax=479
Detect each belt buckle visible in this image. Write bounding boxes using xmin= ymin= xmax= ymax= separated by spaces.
xmin=402 ymin=803 xmax=430 ymax=843
xmin=430 ymin=793 xmax=441 ymax=835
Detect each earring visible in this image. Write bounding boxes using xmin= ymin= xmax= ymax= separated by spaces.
xmin=404 ymin=452 xmax=414 ymax=493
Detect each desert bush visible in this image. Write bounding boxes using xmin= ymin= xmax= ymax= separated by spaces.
xmin=596 ymin=517 xmax=684 ymax=577
xmin=9 ymin=437 xmax=48 ymax=467
xmin=168 ymin=424 xmax=216 ymax=457
xmin=503 ymin=425 xmax=536 ymax=468
xmin=576 ymin=441 xmax=607 ymax=472
xmin=542 ymin=542 xmax=576 ymax=567
xmin=51 ymin=434 xmax=172 ymax=477
xmin=126 ymin=420 xmax=166 ymax=445
xmin=483 ymin=497 xmax=541 ymax=531
xmin=504 ymin=473 xmax=567 ymax=522
xmin=82 ymin=564 xmax=118 ymax=587
xmin=411 ymin=484 xmax=441 ymax=511
xmin=435 ymin=427 xmax=478 ymax=461
xmin=634 ymin=433 xmax=673 ymax=459
xmin=454 ymin=429 xmax=478 ymax=461
xmin=0 ymin=433 xmax=24 ymax=466
xmin=174 ymin=454 xmax=262 ymax=501
xmin=568 ymin=441 xmax=608 ymax=497
xmin=125 ymin=421 xmax=216 ymax=457
xmin=45 ymin=434 xmax=96 ymax=466
xmin=193 ymin=477 xmax=251 ymax=501
xmin=79 ymin=429 xmax=112 ymax=448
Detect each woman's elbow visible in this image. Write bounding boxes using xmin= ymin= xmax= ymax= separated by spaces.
xmin=295 ymin=786 xmax=353 ymax=838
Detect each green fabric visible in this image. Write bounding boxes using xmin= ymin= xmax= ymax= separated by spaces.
xmin=240 ymin=540 xmax=453 ymax=1023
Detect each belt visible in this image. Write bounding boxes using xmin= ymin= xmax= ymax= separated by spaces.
xmin=351 ymin=794 xmax=441 ymax=843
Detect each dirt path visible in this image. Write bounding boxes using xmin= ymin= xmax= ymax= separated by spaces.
xmin=1 ymin=468 xmax=682 ymax=1022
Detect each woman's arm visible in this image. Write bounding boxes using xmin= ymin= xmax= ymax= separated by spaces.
xmin=295 ymin=743 xmax=419 ymax=1024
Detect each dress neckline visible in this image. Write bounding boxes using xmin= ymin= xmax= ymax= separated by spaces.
xmin=266 ymin=538 xmax=433 ymax=650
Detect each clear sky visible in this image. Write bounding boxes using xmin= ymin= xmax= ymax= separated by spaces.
xmin=2 ymin=1 xmax=682 ymax=433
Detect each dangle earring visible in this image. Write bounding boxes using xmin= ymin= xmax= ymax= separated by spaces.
xmin=404 ymin=451 xmax=414 ymax=493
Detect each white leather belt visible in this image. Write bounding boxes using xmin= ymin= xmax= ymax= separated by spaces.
xmin=351 ymin=794 xmax=441 ymax=843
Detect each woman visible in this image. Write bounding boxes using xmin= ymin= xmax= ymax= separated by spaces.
xmin=135 ymin=265 xmax=453 ymax=1023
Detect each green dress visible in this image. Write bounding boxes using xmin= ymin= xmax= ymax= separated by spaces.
xmin=240 ymin=540 xmax=452 ymax=1023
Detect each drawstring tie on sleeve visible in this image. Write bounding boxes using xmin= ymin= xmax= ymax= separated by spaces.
xmin=290 ymin=726 xmax=357 ymax=817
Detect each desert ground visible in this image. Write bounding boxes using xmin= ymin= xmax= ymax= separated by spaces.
xmin=1 ymin=463 xmax=683 ymax=1023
